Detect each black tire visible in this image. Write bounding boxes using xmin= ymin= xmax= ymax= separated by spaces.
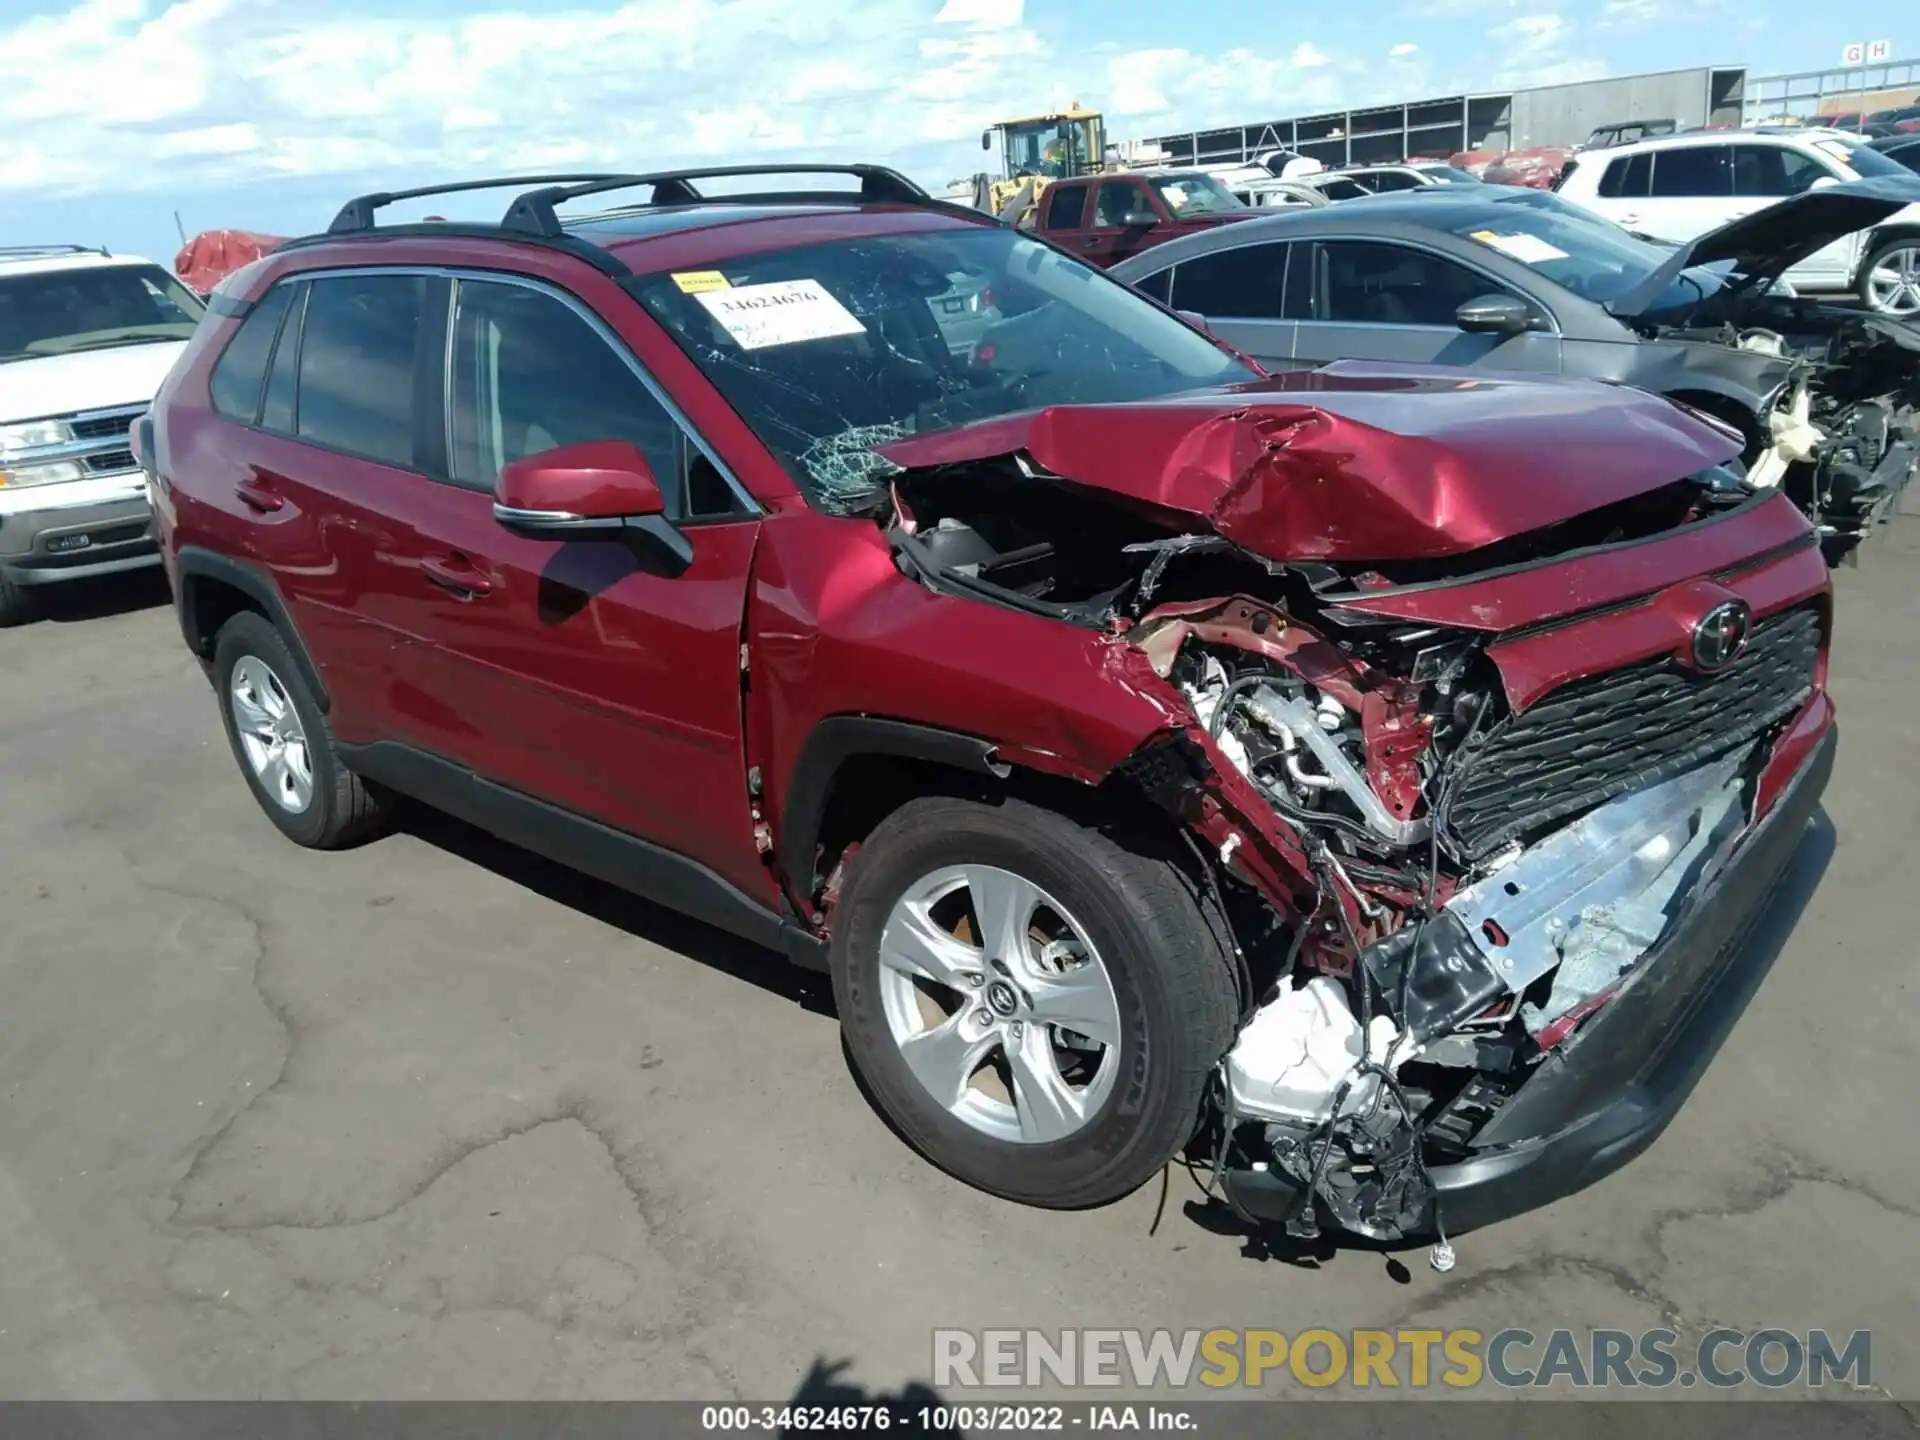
xmin=831 ymin=795 xmax=1238 ymax=1209
xmin=1858 ymin=234 xmax=1920 ymax=318
xmin=212 ymin=611 xmax=389 ymax=849
xmin=0 ymin=572 xmax=35 ymax=628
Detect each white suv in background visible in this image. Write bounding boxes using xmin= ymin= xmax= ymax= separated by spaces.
xmin=1555 ymin=129 xmax=1920 ymax=316
xmin=0 ymin=245 xmax=204 ymax=624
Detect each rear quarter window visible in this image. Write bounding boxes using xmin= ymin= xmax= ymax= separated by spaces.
xmin=208 ymin=283 xmax=294 ymax=423
xmin=1598 ymin=152 xmax=1652 ymax=198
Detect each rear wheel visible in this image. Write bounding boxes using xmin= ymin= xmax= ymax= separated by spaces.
xmin=212 ymin=611 xmax=389 ymax=849
xmin=831 ymin=796 xmax=1237 ymax=1208
xmin=1860 ymin=236 xmax=1920 ymax=318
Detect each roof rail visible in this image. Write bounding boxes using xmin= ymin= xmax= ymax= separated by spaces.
xmin=499 ymin=164 xmax=932 ymax=236
xmin=0 ymin=243 xmax=111 ymax=259
xmin=326 ymin=174 xmax=631 ymax=234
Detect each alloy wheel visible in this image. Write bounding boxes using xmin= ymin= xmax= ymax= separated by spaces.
xmin=875 ymin=864 xmax=1123 ymax=1145
xmin=229 ymin=655 xmax=315 ymax=814
xmin=1866 ymin=243 xmax=1920 ymax=317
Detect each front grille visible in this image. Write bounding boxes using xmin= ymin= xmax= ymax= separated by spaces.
xmin=84 ymin=448 xmax=136 ymax=474
xmin=1446 ymin=605 xmax=1822 ymax=860
xmin=67 ymin=408 xmax=144 ymax=441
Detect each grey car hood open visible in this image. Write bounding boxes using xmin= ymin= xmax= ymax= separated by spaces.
xmin=1607 ymin=174 xmax=1920 ymax=318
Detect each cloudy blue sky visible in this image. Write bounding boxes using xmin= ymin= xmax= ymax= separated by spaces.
xmin=0 ymin=0 xmax=1905 ymax=266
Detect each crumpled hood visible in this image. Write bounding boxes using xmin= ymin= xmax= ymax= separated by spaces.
xmin=1609 ymin=174 xmax=1920 ymax=317
xmin=877 ymin=362 xmax=1743 ymax=563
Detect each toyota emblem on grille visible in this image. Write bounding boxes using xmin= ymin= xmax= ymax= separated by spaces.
xmin=1691 ymin=600 xmax=1752 ymax=672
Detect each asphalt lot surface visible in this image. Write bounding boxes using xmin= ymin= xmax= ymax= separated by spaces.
xmin=2 ymin=512 xmax=1918 ymax=1405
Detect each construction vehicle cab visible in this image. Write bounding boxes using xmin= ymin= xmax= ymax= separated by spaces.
xmin=979 ymin=106 xmax=1108 ymax=223
xmin=983 ymin=105 xmax=1106 ymax=182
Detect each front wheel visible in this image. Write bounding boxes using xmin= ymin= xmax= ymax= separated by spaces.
xmin=831 ymin=796 xmax=1238 ymax=1209
xmin=0 ymin=572 xmax=34 ymax=628
xmin=1860 ymin=236 xmax=1920 ymax=318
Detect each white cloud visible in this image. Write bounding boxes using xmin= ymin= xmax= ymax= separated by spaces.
xmin=154 ymin=122 xmax=261 ymax=157
xmin=1598 ymin=0 xmax=1661 ymax=26
xmin=1389 ymin=42 xmax=1419 ymax=56
xmin=933 ymin=0 xmax=1024 ymax=25
xmin=1483 ymin=10 xmax=1606 ymax=89
xmin=1489 ymin=12 xmax=1566 ymax=53
xmin=0 ymin=0 xmax=1366 ymax=201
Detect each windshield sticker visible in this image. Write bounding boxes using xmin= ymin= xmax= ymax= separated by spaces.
xmin=1470 ymin=230 xmax=1569 ymax=264
xmin=672 ymin=270 xmax=731 ymax=294
xmin=1812 ymin=140 xmax=1854 ymax=163
xmin=695 ymin=279 xmax=867 ymax=350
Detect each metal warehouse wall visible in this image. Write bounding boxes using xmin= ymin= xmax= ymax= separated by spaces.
xmin=1501 ymin=68 xmax=1745 ymax=148
xmin=1135 ymin=64 xmax=1746 ymax=167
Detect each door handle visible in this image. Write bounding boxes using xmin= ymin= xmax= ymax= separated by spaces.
xmin=235 ymin=476 xmax=283 ymax=513
xmin=420 ymin=553 xmax=493 ymax=598
xmin=1617 ymin=213 xmax=1641 ymax=227
xmin=1084 ymin=237 xmax=1101 ymax=248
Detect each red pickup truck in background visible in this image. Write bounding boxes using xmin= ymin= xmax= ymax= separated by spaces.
xmin=1028 ymin=168 xmax=1258 ymax=266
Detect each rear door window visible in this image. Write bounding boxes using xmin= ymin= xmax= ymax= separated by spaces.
xmin=1168 ymin=243 xmax=1289 ymax=318
xmin=1648 ymin=146 xmax=1731 ymax=197
xmin=1045 ymin=184 xmax=1088 ymax=229
xmin=296 ymin=274 xmax=436 ymax=469
xmin=208 ymin=283 xmax=294 ymax=423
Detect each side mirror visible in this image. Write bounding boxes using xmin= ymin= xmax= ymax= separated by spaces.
xmin=1121 ymin=209 xmax=1159 ymax=227
xmin=1808 ymin=174 xmax=1840 ymax=191
xmin=493 ymin=439 xmax=693 ymax=567
xmin=1176 ymin=309 xmax=1213 ymax=335
xmin=981 ymin=130 xmax=993 ymax=151
xmin=1454 ymin=293 xmax=1538 ymax=336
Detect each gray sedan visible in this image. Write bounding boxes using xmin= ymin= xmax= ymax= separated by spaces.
xmin=1107 ymin=186 xmax=1733 ymax=378
xmin=1108 ymin=180 xmax=1920 ymax=553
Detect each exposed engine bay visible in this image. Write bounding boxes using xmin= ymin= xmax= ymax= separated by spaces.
xmin=1645 ymin=302 xmax=1919 ymax=556
xmin=878 ymin=433 xmax=1823 ymax=1247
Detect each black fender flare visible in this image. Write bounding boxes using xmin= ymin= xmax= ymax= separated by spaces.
xmin=174 ymin=547 xmax=331 ymax=711
xmin=776 ymin=716 xmax=1012 ymax=895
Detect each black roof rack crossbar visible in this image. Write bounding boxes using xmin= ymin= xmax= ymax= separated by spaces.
xmin=500 ymin=164 xmax=932 ymax=237
xmin=326 ymin=174 xmax=631 ymax=234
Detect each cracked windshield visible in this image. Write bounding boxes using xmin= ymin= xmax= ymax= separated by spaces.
xmin=629 ymin=227 xmax=1252 ymax=511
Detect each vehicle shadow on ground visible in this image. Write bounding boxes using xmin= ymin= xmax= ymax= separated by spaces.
xmin=1176 ymin=809 xmax=1838 ymax=1277
xmin=23 ymin=566 xmax=171 ymax=624
xmin=783 ymin=1357 xmax=960 ymax=1436
xmin=397 ymin=803 xmax=836 ymax=1015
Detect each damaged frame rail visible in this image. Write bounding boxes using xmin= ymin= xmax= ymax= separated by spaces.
xmin=1216 ymin=722 xmax=1836 ymax=1240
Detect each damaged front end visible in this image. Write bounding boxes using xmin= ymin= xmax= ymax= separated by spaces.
xmin=875 ymin=380 xmax=1834 ymax=1244
xmin=1610 ymin=179 xmax=1920 ymax=555
xmin=1659 ymin=309 xmax=1919 ymax=556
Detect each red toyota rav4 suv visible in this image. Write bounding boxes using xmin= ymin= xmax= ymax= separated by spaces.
xmin=138 ymin=166 xmax=1836 ymax=1244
